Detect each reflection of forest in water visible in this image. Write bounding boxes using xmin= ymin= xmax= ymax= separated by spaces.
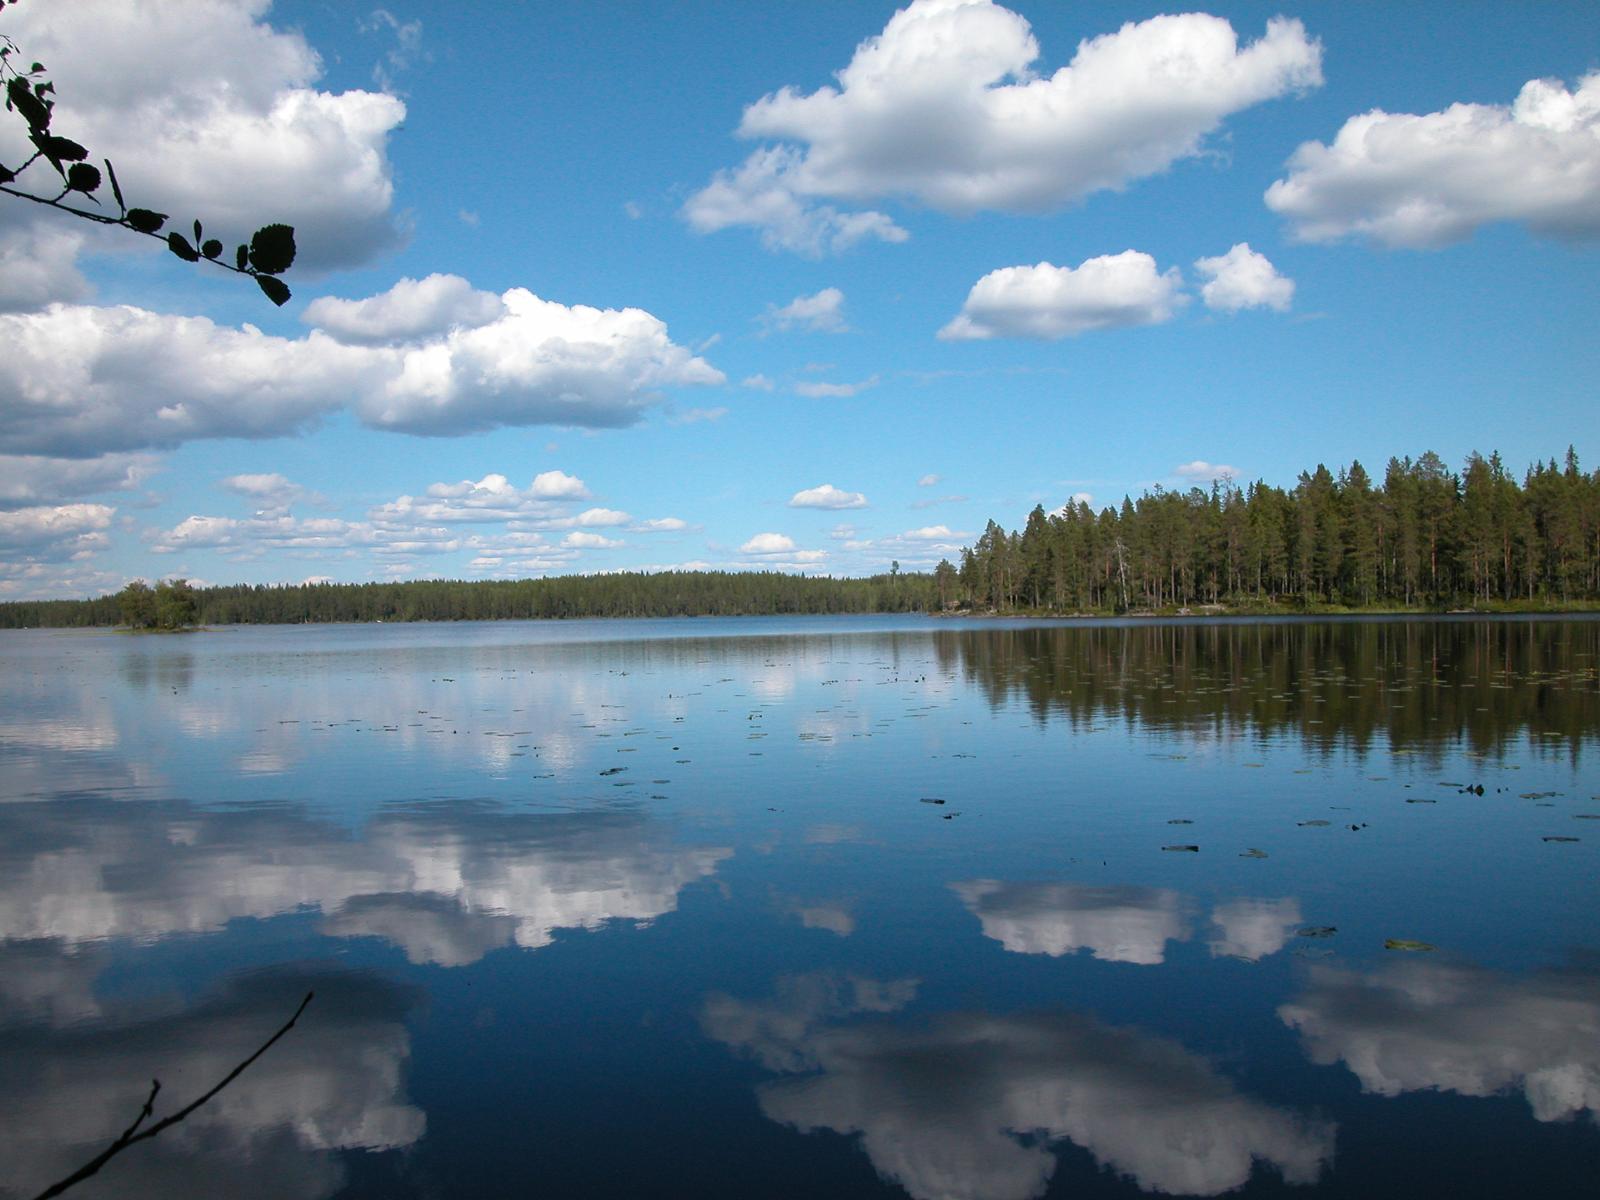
xmin=936 ymin=619 xmax=1600 ymax=756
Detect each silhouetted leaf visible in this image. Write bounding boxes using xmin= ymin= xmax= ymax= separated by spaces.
xmin=193 ymin=219 xmax=203 ymax=245
xmin=125 ymin=208 xmax=167 ymax=234
xmin=202 ymin=238 xmax=223 ymax=259
xmin=248 ymin=223 xmax=296 ymax=274
xmin=7 ymin=77 xmax=49 ymax=129
xmin=166 ymin=232 xmax=200 ymax=262
xmin=105 ymin=158 xmax=124 ymax=209
xmin=65 ymin=162 xmax=100 ymax=193
xmin=255 ymin=273 xmax=291 ymax=306
xmin=235 ymin=244 xmax=249 ymax=271
xmin=41 ymin=134 xmax=86 ymax=161
xmin=0 ymin=163 xmax=14 ymax=185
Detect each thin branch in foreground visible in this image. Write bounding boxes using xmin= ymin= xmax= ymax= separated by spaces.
xmin=28 ymin=991 xmax=314 ymax=1200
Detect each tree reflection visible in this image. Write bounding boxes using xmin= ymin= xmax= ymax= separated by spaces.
xmin=936 ymin=618 xmax=1600 ymax=758
xmin=0 ymin=965 xmax=423 ymax=1200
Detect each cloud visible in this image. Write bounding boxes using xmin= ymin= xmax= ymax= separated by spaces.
xmin=706 ymin=973 xmax=1334 ymax=1200
xmin=561 ymin=531 xmax=622 ymax=549
xmin=741 ymin=374 xmax=776 ymax=391
xmin=794 ymin=375 xmax=878 ymax=398
xmin=1194 ymin=243 xmax=1294 ymax=312
xmin=953 ymin=880 xmax=1190 ymax=965
xmin=634 ymin=517 xmax=688 ymax=532
xmin=0 ymin=289 xmax=721 ymax=456
xmin=741 ymin=532 xmax=798 ymax=554
xmin=901 ymin=524 xmax=964 ymax=541
xmin=0 ymin=226 xmax=90 ymax=313
xmin=368 ymin=472 xmax=589 ymax=525
xmin=683 ymin=146 xmax=909 ymax=256
xmin=362 ymin=7 xmax=425 ymax=93
xmin=671 ymin=405 xmax=732 ymax=422
xmin=917 ymin=473 xmax=941 ymax=487
xmin=530 ymin=470 xmax=591 ymax=499
xmin=302 ymin=274 xmax=506 ymax=344
xmin=686 ymin=2 xmax=1320 ymax=253
xmin=1266 ymin=73 xmax=1600 ymax=247
xmin=1280 ymin=959 xmax=1600 ymax=1122
xmin=322 ymin=286 xmax=726 ymax=436
xmin=0 ymin=452 xmax=158 ymax=508
xmin=1173 ymin=460 xmax=1239 ymax=481
xmin=0 ymin=0 xmax=408 ymax=284
xmin=790 ymin=483 xmax=868 ymax=510
xmin=940 ymin=252 xmax=1184 ymax=341
xmin=0 ymin=504 xmax=116 ymax=568
xmin=221 ymin=471 xmax=307 ymax=514
xmin=764 ymin=287 xmax=848 ymax=333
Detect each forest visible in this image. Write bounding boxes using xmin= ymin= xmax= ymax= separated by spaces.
xmin=1 ymin=448 xmax=1596 ymax=629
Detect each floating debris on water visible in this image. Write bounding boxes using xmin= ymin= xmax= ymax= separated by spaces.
xmin=1542 ymin=835 xmax=1580 ymax=843
xmin=1162 ymin=844 xmax=1199 ymax=852
xmin=1298 ymin=819 xmax=1331 ymax=827
xmin=1298 ymin=926 xmax=1338 ymax=938
xmin=1384 ymin=938 xmax=1435 ymax=952
xmin=1240 ymin=848 xmax=1269 ymax=859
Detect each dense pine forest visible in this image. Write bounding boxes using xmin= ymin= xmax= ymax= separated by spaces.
xmin=952 ymin=449 xmax=1600 ymax=612
xmin=1 ymin=449 xmax=1597 ymax=629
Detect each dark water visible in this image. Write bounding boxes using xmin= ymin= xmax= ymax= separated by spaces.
xmin=1 ymin=615 xmax=1596 ymax=1199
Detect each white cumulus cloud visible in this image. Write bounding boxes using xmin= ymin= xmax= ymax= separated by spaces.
xmin=940 ymin=252 xmax=1184 ymax=341
xmin=764 ymin=287 xmax=849 ymax=333
xmin=686 ymin=1 xmax=1321 ymax=254
xmin=0 ymin=286 xmax=721 ymax=456
xmin=562 ymin=531 xmax=622 ymax=549
xmin=0 ymin=453 xmax=157 ymax=508
xmin=683 ymin=146 xmax=909 ymax=256
xmin=1194 ymin=243 xmax=1294 ymax=312
xmin=302 ymin=274 xmax=506 ymax=344
xmin=790 ymin=484 xmax=868 ymax=510
xmin=741 ymin=532 xmax=798 ymax=555
xmin=1266 ymin=72 xmax=1600 ymax=247
xmin=1173 ymin=460 xmax=1239 ymax=481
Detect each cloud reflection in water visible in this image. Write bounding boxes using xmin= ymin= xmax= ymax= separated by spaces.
xmin=705 ymin=972 xmax=1335 ymax=1200
xmin=0 ymin=966 xmax=423 ymax=1200
xmin=0 ymin=798 xmax=730 ymax=965
xmin=1281 ymin=958 xmax=1600 ymax=1122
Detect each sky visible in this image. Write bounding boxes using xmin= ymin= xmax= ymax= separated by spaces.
xmin=0 ymin=0 xmax=1596 ymax=599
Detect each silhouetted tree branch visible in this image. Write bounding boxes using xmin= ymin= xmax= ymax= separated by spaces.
xmin=27 ymin=991 xmax=315 ymax=1200
xmin=1 ymin=15 xmax=296 ymax=304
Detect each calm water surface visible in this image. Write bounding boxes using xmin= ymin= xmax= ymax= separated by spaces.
xmin=1 ymin=615 xmax=1597 ymax=1199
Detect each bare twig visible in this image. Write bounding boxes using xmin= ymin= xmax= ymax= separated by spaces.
xmin=28 ymin=991 xmax=314 ymax=1200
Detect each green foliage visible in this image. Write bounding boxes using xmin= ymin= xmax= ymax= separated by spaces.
xmin=0 ymin=28 xmax=295 ymax=303
xmin=952 ymin=447 xmax=1600 ymax=613
xmin=113 ymin=579 xmax=198 ymax=631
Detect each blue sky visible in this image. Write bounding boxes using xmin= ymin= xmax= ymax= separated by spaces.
xmin=1 ymin=0 xmax=1596 ymax=597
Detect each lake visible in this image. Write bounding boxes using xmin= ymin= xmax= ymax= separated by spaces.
xmin=1 ymin=615 xmax=1596 ymax=1199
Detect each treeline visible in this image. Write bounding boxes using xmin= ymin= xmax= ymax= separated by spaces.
xmin=951 ymin=449 xmax=1600 ymax=612
xmin=2 ymin=449 xmax=1596 ymax=630
xmin=0 ymin=570 xmax=936 ymax=629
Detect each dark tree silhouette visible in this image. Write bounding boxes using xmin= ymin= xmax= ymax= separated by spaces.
xmin=1 ymin=14 xmax=296 ymax=303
